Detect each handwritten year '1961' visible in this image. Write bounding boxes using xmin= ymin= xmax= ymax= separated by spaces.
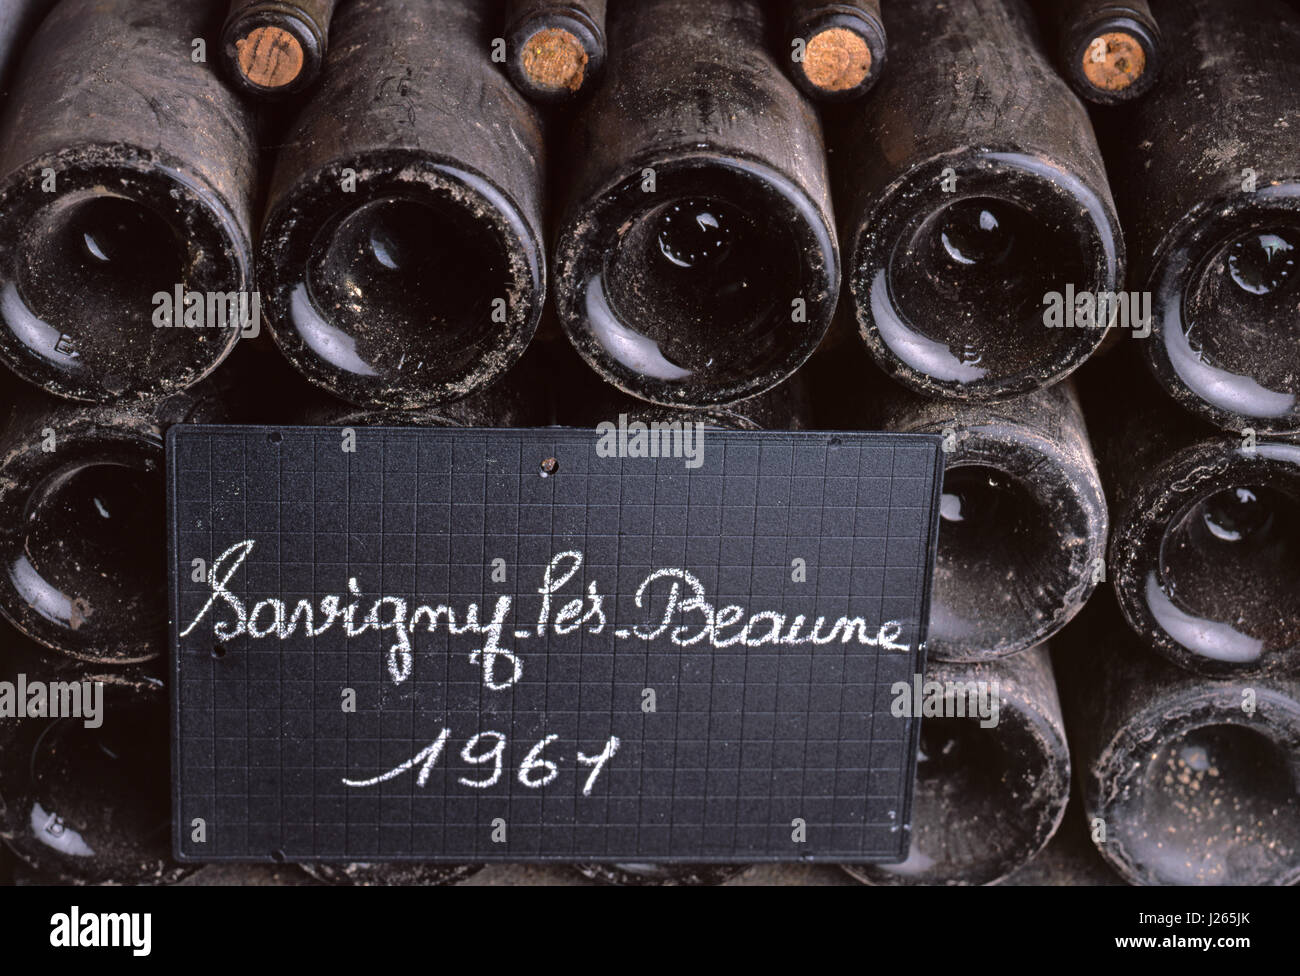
xmin=342 ymin=730 xmax=621 ymax=796
xmin=179 ymin=539 xmax=909 ymax=796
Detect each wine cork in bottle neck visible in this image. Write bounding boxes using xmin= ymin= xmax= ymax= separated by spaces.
xmin=803 ymin=26 xmax=872 ymax=93
xmin=1081 ymin=30 xmax=1146 ymax=92
xmin=235 ymin=24 xmax=305 ymax=89
xmin=522 ymin=27 xmax=590 ymax=92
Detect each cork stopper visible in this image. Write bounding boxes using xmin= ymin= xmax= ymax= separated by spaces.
xmin=1081 ymin=31 xmax=1146 ymax=92
xmin=235 ymin=25 xmax=305 ymax=90
xmin=521 ymin=27 xmax=589 ymax=93
xmin=803 ymin=27 xmax=873 ymax=93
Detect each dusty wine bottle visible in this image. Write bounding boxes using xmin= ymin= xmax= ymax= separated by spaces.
xmin=1101 ymin=0 xmax=1300 ymax=435
xmin=849 ymin=363 xmax=1108 ymax=661
xmin=0 ymin=381 xmax=227 ymax=667
xmin=260 ymin=0 xmax=547 ymax=410
xmin=0 ymin=639 xmax=191 ymax=884
xmin=782 ymin=0 xmax=887 ymax=102
xmin=1040 ymin=0 xmax=1162 ymax=105
xmin=0 ymin=0 xmax=258 ymax=403
xmin=844 ymin=646 xmax=1071 ymax=886
xmin=1057 ymin=597 xmax=1300 ymax=886
xmin=1087 ymin=359 xmax=1300 ymax=677
xmin=221 ymin=0 xmax=337 ymax=98
xmin=831 ymin=0 xmax=1123 ymax=401
xmin=552 ymin=0 xmax=839 ymax=408
xmin=504 ymin=0 xmax=607 ymax=103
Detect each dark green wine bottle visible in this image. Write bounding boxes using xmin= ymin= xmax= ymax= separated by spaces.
xmin=831 ymin=0 xmax=1123 ymax=400
xmin=0 ymin=382 xmax=226 ymax=666
xmin=0 ymin=632 xmax=191 ymax=884
xmin=861 ymin=375 xmax=1108 ymax=661
xmin=1087 ymin=357 xmax=1300 ymax=677
xmin=844 ymin=647 xmax=1071 ymax=886
xmin=552 ymin=0 xmax=839 ymax=408
xmin=1101 ymin=0 xmax=1300 ymax=435
xmin=0 ymin=0 xmax=258 ymax=402
xmin=1057 ymin=595 xmax=1300 ymax=886
xmin=259 ymin=0 xmax=547 ymax=410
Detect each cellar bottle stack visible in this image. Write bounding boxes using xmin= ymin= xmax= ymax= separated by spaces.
xmin=0 ymin=0 xmax=1296 ymax=887
xmin=819 ymin=0 xmax=1300 ymax=886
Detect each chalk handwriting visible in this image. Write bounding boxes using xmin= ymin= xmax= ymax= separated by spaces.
xmin=180 ymin=541 xmax=912 ymax=691
xmin=342 ymin=730 xmax=621 ymax=796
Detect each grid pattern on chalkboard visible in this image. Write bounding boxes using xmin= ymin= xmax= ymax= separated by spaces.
xmin=170 ymin=427 xmax=939 ymax=863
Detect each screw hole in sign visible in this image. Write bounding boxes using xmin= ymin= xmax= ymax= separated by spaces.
xmin=212 ymin=644 xmax=227 ymax=660
xmin=268 ymin=431 xmax=283 ymax=444
xmin=539 ymin=457 xmax=559 ymax=478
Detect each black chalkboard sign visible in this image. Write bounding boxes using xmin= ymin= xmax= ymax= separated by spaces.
xmin=169 ymin=426 xmax=942 ymax=863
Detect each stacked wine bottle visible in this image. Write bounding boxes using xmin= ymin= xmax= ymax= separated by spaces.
xmin=0 ymin=0 xmax=1294 ymax=887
